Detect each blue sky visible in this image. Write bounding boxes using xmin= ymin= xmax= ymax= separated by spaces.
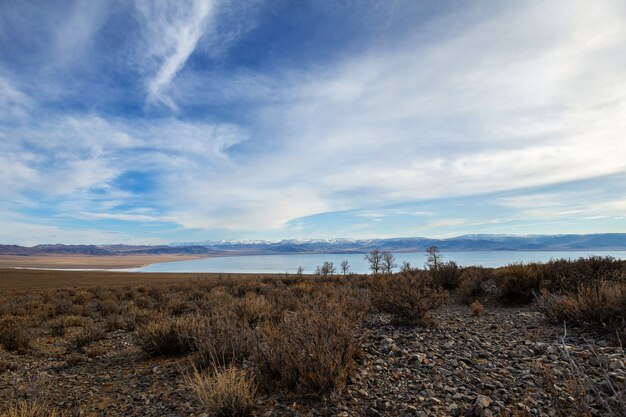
xmin=1 ymin=0 xmax=625 ymax=245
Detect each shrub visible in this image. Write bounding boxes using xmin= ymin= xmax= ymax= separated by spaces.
xmin=193 ymin=312 xmax=255 ymax=367
xmin=371 ymin=272 xmax=448 ymax=325
xmin=254 ymin=302 xmax=357 ymax=394
xmin=457 ymin=267 xmax=492 ymax=304
xmin=70 ymin=324 xmax=106 ymax=350
xmin=538 ymin=256 xmax=626 ymax=293
xmin=495 ymin=263 xmax=541 ymax=304
xmin=431 ymin=261 xmax=462 ymax=290
xmin=136 ymin=315 xmax=199 ymax=356
xmin=469 ymin=300 xmax=484 ymax=317
xmin=231 ymin=293 xmax=272 ymax=327
xmin=0 ymin=316 xmax=31 ymax=353
xmin=49 ymin=315 xmax=88 ymax=336
xmin=166 ymin=299 xmax=190 ymax=316
xmin=536 ymin=281 xmax=626 ymax=334
xmin=187 ymin=365 xmax=256 ymax=417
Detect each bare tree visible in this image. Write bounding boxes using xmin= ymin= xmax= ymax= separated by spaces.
xmin=340 ymin=260 xmax=350 ymax=275
xmin=296 ymin=265 xmax=304 ymax=275
xmin=400 ymin=260 xmax=412 ymax=273
xmin=382 ymin=251 xmax=397 ymax=274
xmin=425 ymin=246 xmax=442 ymax=269
xmin=315 ymin=265 xmax=321 ymax=275
xmin=364 ymin=249 xmax=383 ymax=274
xmin=320 ymin=261 xmax=336 ymax=276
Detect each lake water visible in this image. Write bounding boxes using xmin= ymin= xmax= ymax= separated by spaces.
xmin=132 ymin=251 xmax=626 ymax=274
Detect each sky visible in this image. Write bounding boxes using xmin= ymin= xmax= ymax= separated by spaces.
xmin=1 ymin=0 xmax=625 ymax=246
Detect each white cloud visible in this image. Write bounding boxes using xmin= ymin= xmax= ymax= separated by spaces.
xmin=136 ymin=0 xmax=215 ymax=110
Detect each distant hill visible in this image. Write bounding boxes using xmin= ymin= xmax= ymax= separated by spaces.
xmin=176 ymin=233 xmax=626 ymax=253
xmin=1 ymin=234 xmax=625 ymax=256
xmin=0 ymin=244 xmax=221 ymax=256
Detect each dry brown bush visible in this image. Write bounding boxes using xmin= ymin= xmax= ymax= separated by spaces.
xmin=166 ymin=299 xmax=190 ymax=316
xmin=193 ymin=313 xmax=255 ymax=367
xmin=0 ymin=316 xmax=31 ymax=353
xmin=495 ymin=263 xmax=541 ymax=304
xmin=135 ymin=315 xmax=199 ymax=356
xmin=536 ymin=281 xmax=626 ymax=335
xmin=70 ymin=324 xmax=105 ymax=351
xmin=371 ymin=272 xmax=448 ymax=325
xmin=469 ymin=300 xmax=484 ymax=317
xmin=430 ymin=261 xmax=462 ymax=290
xmin=538 ymin=256 xmax=626 ymax=293
xmin=232 ymin=293 xmax=272 ymax=327
xmin=253 ymin=300 xmax=358 ymax=394
xmin=457 ymin=267 xmax=492 ymax=304
xmin=187 ymin=365 xmax=256 ymax=417
xmin=48 ymin=315 xmax=88 ymax=336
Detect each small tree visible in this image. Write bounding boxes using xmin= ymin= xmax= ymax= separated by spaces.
xmin=425 ymin=246 xmax=442 ymax=269
xmin=400 ymin=261 xmax=412 ymax=273
xmin=340 ymin=260 xmax=350 ymax=275
xmin=315 ymin=265 xmax=321 ymax=275
xmin=382 ymin=251 xmax=397 ymax=274
xmin=320 ymin=261 xmax=336 ymax=276
xmin=364 ymin=249 xmax=383 ymax=275
xmin=296 ymin=266 xmax=304 ymax=275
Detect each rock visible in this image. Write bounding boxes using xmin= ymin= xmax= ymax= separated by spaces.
xmin=474 ymin=395 xmax=492 ymax=408
xmin=366 ymin=407 xmax=381 ymax=417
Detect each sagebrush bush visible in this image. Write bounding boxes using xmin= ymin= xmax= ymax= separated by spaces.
xmin=188 ymin=365 xmax=256 ymax=417
xmin=495 ymin=263 xmax=541 ymax=304
xmin=254 ymin=300 xmax=358 ymax=394
xmin=536 ymin=281 xmax=626 ymax=334
xmin=538 ymin=256 xmax=626 ymax=293
xmin=431 ymin=261 xmax=462 ymax=290
xmin=136 ymin=315 xmax=199 ymax=356
xmin=231 ymin=293 xmax=272 ymax=327
xmin=49 ymin=315 xmax=88 ymax=336
xmin=193 ymin=312 xmax=255 ymax=367
xmin=70 ymin=324 xmax=106 ymax=350
xmin=457 ymin=267 xmax=492 ymax=304
xmin=371 ymin=272 xmax=448 ymax=325
xmin=0 ymin=316 xmax=31 ymax=353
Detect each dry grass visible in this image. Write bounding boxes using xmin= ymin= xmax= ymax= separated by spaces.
xmin=187 ymin=365 xmax=256 ymax=417
xmin=2 ymin=401 xmax=61 ymax=417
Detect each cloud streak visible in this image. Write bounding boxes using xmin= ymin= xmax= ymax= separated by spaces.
xmin=136 ymin=0 xmax=215 ymax=110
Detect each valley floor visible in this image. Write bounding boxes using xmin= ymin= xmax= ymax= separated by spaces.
xmin=1 ymin=302 xmax=623 ymax=416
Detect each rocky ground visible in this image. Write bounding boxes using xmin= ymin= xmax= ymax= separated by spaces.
xmin=1 ymin=303 xmax=624 ymax=416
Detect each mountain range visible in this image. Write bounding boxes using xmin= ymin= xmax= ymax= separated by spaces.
xmin=1 ymin=234 xmax=625 ymax=256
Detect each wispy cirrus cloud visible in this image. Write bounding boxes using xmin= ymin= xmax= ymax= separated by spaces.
xmin=136 ymin=0 xmax=215 ymax=110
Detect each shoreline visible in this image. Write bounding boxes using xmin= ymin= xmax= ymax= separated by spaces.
xmin=0 ymin=254 xmax=209 ymax=270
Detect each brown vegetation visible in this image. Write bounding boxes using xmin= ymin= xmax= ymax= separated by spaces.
xmin=371 ymin=271 xmax=448 ymax=325
xmin=1 ymin=256 xmax=625 ymax=415
xmin=187 ymin=365 xmax=256 ymax=417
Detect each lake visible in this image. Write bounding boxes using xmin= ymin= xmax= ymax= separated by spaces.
xmin=131 ymin=251 xmax=626 ymax=274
